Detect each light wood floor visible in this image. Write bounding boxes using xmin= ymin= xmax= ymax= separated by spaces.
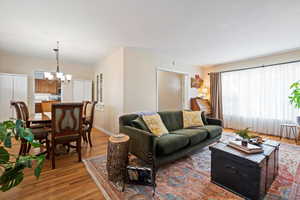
xmin=0 ymin=128 xmax=298 ymax=200
xmin=0 ymin=128 xmax=109 ymax=200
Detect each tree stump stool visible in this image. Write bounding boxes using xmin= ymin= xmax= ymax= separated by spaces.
xmin=106 ymin=134 xmax=130 ymax=189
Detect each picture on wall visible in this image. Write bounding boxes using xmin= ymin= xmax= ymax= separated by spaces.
xmin=191 ymin=74 xmax=203 ymax=88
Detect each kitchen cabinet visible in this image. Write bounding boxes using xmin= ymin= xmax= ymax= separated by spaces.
xmin=35 ymin=79 xmax=60 ymax=94
xmin=0 ymin=74 xmax=28 ymax=121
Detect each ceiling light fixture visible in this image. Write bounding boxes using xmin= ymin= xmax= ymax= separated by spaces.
xmin=44 ymin=41 xmax=72 ymax=83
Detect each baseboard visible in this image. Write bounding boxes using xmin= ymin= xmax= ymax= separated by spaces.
xmin=94 ymin=126 xmax=113 ymax=136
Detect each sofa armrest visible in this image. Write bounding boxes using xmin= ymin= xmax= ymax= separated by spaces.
xmin=120 ymin=125 xmax=156 ymax=163
xmin=206 ymin=118 xmax=223 ymax=127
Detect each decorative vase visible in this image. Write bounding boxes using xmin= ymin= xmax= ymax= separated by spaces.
xmin=297 ymin=116 xmax=300 ymax=125
xmin=241 ymin=139 xmax=248 ymax=147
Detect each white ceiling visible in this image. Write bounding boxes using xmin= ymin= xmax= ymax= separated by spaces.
xmin=1 ymin=0 xmax=300 ymax=66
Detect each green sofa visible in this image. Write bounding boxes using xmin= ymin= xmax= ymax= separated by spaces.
xmin=119 ymin=111 xmax=223 ymax=168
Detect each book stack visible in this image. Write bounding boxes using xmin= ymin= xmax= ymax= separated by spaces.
xmin=228 ymin=140 xmax=263 ymax=154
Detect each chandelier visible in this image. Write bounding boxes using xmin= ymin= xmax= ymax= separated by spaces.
xmin=44 ymin=41 xmax=72 ymax=83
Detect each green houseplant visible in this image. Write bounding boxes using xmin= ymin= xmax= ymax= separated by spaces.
xmin=0 ymin=119 xmax=45 ymax=192
xmin=289 ymin=80 xmax=300 ymax=125
xmin=235 ymin=128 xmax=252 ymax=146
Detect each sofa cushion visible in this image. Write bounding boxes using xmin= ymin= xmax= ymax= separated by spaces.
xmin=156 ymin=134 xmax=189 ymax=156
xmin=131 ymin=117 xmax=150 ymax=132
xmin=158 ymin=111 xmax=183 ymax=131
xmin=142 ymin=113 xmax=169 ymax=136
xmin=182 ymin=110 xmax=205 ymax=128
xmin=171 ymin=128 xmax=208 ymax=146
xmin=199 ymin=125 xmax=222 ymax=138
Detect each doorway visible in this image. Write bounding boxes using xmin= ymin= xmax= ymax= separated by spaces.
xmin=157 ymin=69 xmax=188 ymax=111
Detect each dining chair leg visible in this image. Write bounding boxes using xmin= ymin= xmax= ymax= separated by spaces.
xmin=88 ymin=129 xmax=92 ymax=147
xmin=21 ymin=142 xmax=28 ymax=156
xmin=26 ymin=143 xmax=31 ymax=154
xmin=77 ymin=138 xmax=82 ymax=162
xmin=51 ymin=141 xmax=56 ymax=169
xmin=19 ymin=142 xmax=24 ymax=156
xmin=82 ymin=132 xmax=87 ymax=143
xmin=46 ymin=137 xmax=50 ymax=159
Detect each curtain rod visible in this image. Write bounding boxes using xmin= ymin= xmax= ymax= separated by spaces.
xmin=208 ymin=59 xmax=300 ymax=75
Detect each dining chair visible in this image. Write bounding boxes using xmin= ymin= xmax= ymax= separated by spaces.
xmin=51 ymin=103 xmax=83 ymax=169
xmin=82 ymin=101 xmax=89 ymax=117
xmin=11 ymin=101 xmax=50 ymax=157
xmin=11 ymin=101 xmax=28 ymax=156
xmin=18 ymin=101 xmax=44 ymax=129
xmin=82 ymin=101 xmax=97 ymax=147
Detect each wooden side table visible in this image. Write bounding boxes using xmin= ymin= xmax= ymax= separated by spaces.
xmin=279 ymin=124 xmax=299 ymax=144
xmin=106 ymin=134 xmax=130 ymax=191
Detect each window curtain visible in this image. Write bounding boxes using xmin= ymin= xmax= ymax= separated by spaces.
xmin=210 ymin=72 xmax=223 ymax=120
xmin=221 ymin=62 xmax=300 ymax=138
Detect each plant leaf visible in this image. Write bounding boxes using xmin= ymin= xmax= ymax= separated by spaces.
xmin=0 ymin=147 xmax=9 ymax=164
xmin=0 ymin=166 xmax=24 ymax=192
xmin=34 ymin=154 xmax=45 ymax=178
xmin=20 ymin=128 xmax=34 ymax=142
xmin=4 ymin=132 xmax=12 ymax=148
xmin=30 ymin=140 xmax=41 ymax=148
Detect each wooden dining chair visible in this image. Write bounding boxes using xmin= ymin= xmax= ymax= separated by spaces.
xmin=82 ymin=101 xmax=97 ymax=147
xmin=51 ymin=103 xmax=83 ymax=169
xmin=11 ymin=101 xmax=50 ymax=157
xmin=82 ymin=101 xmax=90 ymax=117
xmin=11 ymin=101 xmax=28 ymax=156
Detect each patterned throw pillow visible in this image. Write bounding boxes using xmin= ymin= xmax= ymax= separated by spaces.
xmin=142 ymin=113 xmax=169 ymax=136
xmin=183 ymin=110 xmax=204 ymax=128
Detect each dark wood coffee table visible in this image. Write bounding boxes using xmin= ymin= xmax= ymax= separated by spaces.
xmin=209 ymin=140 xmax=280 ymax=200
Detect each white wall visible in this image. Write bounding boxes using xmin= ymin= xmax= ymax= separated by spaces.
xmin=93 ymin=48 xmax=124 ymax=135
xmin=92 ymin=47 xmax=202 ymax=135
xmin=158 ymin=70 xmax=184 ymax=111
xmin=123 ymin=47 xmax=201 ymax=113
xmin=0 ymin=51 xmax=94 ymax=113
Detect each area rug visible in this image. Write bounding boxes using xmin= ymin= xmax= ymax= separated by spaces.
xmin=83 ymin=132 xmax=300 ymax=200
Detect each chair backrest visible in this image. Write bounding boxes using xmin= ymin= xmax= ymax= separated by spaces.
xmin=85 ymin=101 xmax=97 ymax=126
xmin=18 ymin=101 xmax=30 ymax=121
xmin=51 ymin=103 xmax=83 ymax=138
xmin=11 ymin=101 xmax=23 ymax=120
xmin=82 ymin=101 xmax=90 ymax=116
xmin=41 ymin=101 xmax=60 ymax=113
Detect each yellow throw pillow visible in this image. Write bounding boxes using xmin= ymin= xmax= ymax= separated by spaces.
xmin=183 ymin=111 xmax=204 ymax=128
xmin=142 ymin=114 xmax=168 ymax=136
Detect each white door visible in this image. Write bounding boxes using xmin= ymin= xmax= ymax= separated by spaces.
xmin=12 ymin=75 xmax=28 ymax=118
xmin=73 ymin=80 xmax=84 ymax=102
xmin=13 ymin=75 xmax=28 ymax=102
xmin=72 ymin=80 xmax=92 ymax=102
xmin=157 ymin=70 xmax=185 ymax=111
xmin=0 ymin=75 xmax=14 ymax=122
xmin=84 ymin=80 xmax=92 ymax=101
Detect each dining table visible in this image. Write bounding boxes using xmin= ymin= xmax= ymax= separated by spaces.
xmin=28 ymin=112 xmax=86 ymax=124
xmin=28 ymin=112 xmax=52 ymax=124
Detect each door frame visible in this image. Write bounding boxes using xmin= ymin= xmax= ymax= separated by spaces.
xmin=156 ymin=67 xmax=190 ymax=112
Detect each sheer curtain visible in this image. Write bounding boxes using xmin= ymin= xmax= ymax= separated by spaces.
xmin=222 ymin=62 xmax=300 ymax=138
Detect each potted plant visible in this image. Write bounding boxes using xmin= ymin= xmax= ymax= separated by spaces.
xmin=289 ymin=80 xmax=300 ymax=125
xmin=0 ymin=119 xmax=45 ymax=192
xmin=235 ymin=128 xmax=252 ymax=146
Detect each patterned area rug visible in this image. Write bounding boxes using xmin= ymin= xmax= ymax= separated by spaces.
xmin=83 ymin=132 xmax=300 ymax=200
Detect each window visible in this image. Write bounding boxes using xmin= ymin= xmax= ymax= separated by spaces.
xmin=221 ymin=62 xmax=300 ymax=137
